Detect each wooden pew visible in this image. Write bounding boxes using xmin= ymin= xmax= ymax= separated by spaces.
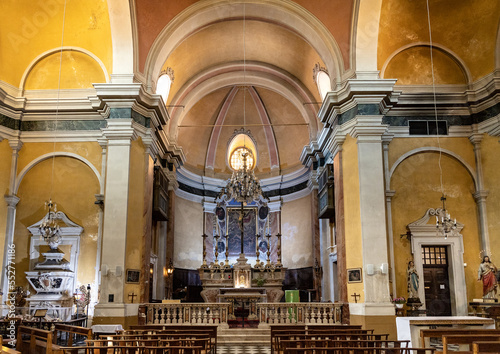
xmin=127 ymin=325 xmax=217 ymax=351
xmin=442 ymin=335 xmax=500 ymax=354
xmin=16 ymin=326 xmax=62 ymax=354
xmin=53 ymin=323 xmax=92 ymax=346
xmin=472 ymin=341 xmax=500 ymax=354
xmin=283 ymin=347 xmax=436 ymax=354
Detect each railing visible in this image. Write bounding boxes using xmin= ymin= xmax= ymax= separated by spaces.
xmin=257 ymin=303 xmax=343 ymax=325
xmin=138 ymin=302 xmax=345 ymax=326
xmin=139 ymin=303 xmax=230 ymax=326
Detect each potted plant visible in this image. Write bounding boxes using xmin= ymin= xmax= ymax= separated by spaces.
xmin=393 ymin=297 xmax=406 ymax=308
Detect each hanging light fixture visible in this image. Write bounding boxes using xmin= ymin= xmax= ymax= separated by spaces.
xmin=435 ymin=195 xmax=457 ymax=238
xmin=39 ymin=0 xmax=67 ymax=248
xmin=221 ymin=2 xmax=264 ymax=204
xmin=426 ymin=0 xmax=458 ymax=239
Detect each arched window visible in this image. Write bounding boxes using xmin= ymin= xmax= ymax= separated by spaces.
xmin=313 ymin=63 xmax=331 ymax=101
xmin=156 ymin=68 xmax=174 ymax=103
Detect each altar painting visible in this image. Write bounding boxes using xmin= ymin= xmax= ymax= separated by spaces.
xmin=227 ymin=207 xmax=257 ymax=257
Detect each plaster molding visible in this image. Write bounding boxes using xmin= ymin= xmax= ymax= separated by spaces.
xmin=14 ymin=152 xmax=102 ymax=195
xmin=144 ymin=0 xmax=344 ymax=89
xmin=19 ymin=47 xmax=110 ymax=92
xmin=389 ymin=147 xmax=478 ymax=191
xmin=167 ymin=62 xmax=318 ymax=141
xmin=380 ymin=42 xmax=472 ymax=85
xmin=4 ymin=195 xmax=20 ymax=208
xmin=473 ymin=190 xmax=489 ymax=203
xmin=408 ymin=209 xmax=467 ymax=316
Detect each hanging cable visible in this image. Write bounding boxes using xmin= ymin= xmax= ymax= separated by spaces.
xmin=426 ymin=0 xmax=444 ymax=196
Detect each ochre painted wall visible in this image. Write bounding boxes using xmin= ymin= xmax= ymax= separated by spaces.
xmin=481 ymin=135 xmax=500 ymax=263
xmin=281 ymin=192 xmax=313 ymax=269
xmin=14 ymin=154 xmax=100 ymax=291
xmin=0 ymin=0 xmax=112 ymax=87
xmin=25 ymin=51 xmax=106 ymax=90
xmin=0 ymin=140 xmax=13 ymax=274
xmin=384 ymin=47 xmax=467 ymax=85
xmin=389 ymin=139 xmax=482 ymax=302
xmin=124 ymin=139 xmax=147 ymax=302
xmin=378 ymin=0 xmax=500 ymax=81
xmin=342 ymin=135 xmax=364 ymax=303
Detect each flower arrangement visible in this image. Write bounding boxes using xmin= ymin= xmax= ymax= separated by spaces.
xmin=392 ymin=297 xmax=406 ymax=304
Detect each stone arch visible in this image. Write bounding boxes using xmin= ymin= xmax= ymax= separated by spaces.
xmin=167 ymin=62 xmax=319 ymax=141
xmin=380 ymin=43 xmax=471 ymax=85
xmin=143 ymin=0 xmax=345 ymax=90
xmin=20 ymin=47 xmax=110 ymax=91
xmin=389 ymin=147 xmax=478 ymax=191
xmin=15 ymin=152 xmax=102 ymax=194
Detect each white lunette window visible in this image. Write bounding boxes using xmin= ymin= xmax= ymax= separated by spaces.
xmin=156 ymin=74 xmax=172 ymax=103
xmin=316 ymin=70 xmax=331 ymax=100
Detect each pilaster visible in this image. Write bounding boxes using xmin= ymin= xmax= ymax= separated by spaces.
xmin=94 ymin=118 xmax=136 ymax=319
xmin=349 ymin=115 xmax=392 ymax=313
xmin=469 ymin=132 xmax=490 ymax=257
xmin=1 ymin=195 xmax=20 ymax=300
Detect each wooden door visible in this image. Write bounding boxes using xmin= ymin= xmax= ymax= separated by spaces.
xmin=422 ymin=246 xmax=452 ymax=316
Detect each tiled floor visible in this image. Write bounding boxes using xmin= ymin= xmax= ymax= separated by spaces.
xmin=217 ymin=344 xmax=271 ymax=353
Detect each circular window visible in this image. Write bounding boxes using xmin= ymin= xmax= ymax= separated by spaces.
xmin=230 ymin=147 xmax=254 ymax=171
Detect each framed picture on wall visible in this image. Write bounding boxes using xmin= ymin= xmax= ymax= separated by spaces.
xmin=347 ymin=268 xmax=362 ymax=283
xmin=126 ymin=269 xmax=141 ymax=283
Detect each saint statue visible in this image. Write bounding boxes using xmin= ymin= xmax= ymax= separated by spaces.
xmin=407 ymin=261 xmax=420 ymax=301
xmin=478 ymin=256 xmax=497 ymax=298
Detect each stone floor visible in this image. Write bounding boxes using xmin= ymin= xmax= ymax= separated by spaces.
xmin=217 ymin=344 xmax=271 ymax=353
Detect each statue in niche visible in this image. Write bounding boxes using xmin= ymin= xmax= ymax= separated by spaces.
xmin=478 ymin=255 xmax=497 ymax=298
xmin=407 ymin=261 xmax=420 ymax=302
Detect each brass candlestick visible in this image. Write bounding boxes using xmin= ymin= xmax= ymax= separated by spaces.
xmin=201 ymin=233 xmax=208 ymax=268
xmin=255 ymin=233 xmax=261 ymax=267
xmin=224 ymin=234 xmax=229 ymax=265
xmin=276 ymin=232 xmax=282 ymax=268
xmin=266 ymin=233 xmax=271 ymax=266
xmin=214 ymin=234 xmax=220 ymax=264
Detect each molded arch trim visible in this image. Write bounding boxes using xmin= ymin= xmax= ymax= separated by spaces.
xmin=380 ymin=42 xmax=472 ymax=84
xmin=389 ymin=147 xmax=478 ymax=191
xmin=20 ymin=46 xmax=110 ymax=91
xmin=15 ymin=152 xmax=102 ymax=194
xmin=144 ymin=0 xmax=344 ymax=88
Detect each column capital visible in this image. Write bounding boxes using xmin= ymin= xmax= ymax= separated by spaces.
xmin=141 ymin=133 xmax=159 ymax=159
xmin=473 ymin=190 xmax=489 ymax=202
xmin=8 ymin=139 xmax=23 ymax=153
xmin=385 ymin=190 xmax=396 ymax=200
xmin=4 ymin=194 xmax=20 ymax=208
xmin=349 ymin=116 xmax=388 ymax=142
xmin=101 ymin=119 xmax=137 ymax=144
xmin=469 ymin=133 xmax=484 ymax=146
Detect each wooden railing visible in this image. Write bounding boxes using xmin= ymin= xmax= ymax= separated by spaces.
xmin=139 ymin=302 xmax=346 ymax=327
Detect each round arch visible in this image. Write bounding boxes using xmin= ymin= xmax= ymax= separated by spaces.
xmin=389 ymin=147 xmax=478 ymax=191
xmin=20 ymin=47 xmax=110 ymax=91
xmin=144 ymin=0 xmax=345 ymax=90
xmin=380 ymin=42 xmax=472 ymax=85
xmin=15 ymin=152 xmax=102 ymax=194
xmin=167 ymin=62 xmax=320 ymax=141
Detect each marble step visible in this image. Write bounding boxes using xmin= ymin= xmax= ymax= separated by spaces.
xmin=218 ymin=328 xmax=271 ymax=344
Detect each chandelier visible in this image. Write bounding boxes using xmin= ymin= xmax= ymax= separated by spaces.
xmin=223 ymin=152 xmax=264 ymax=203
xmin=435 ymin=195 xmax=457 ymax=238
xmin=39 ymin=199 xmax=61 ymax=248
